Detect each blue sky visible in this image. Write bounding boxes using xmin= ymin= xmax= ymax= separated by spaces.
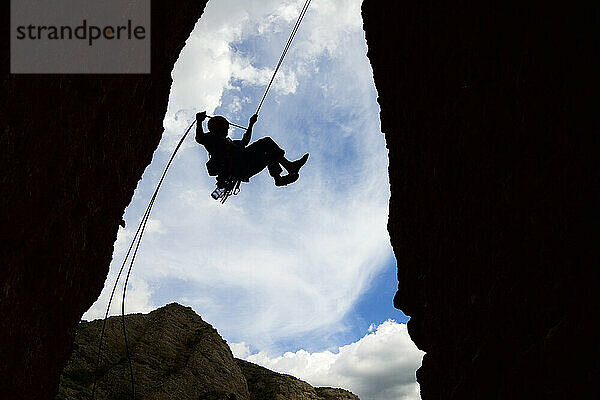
xmin=84 ymin=1 xmax=422 ymax=399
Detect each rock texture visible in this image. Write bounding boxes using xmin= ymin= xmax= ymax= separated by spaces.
xmin=362 ymin=2 xmax=598 ymax=399
xmin=1 ymin=1 xmax=597 ymax=400
xmin=1 ymin=1 xmax=207 ymax=399
xmin=57 ymin=303 xmax=358 ymax=400
xmin=57 ymin=303 xmax=249 ymax=400
xmin=314 ymin=388 xmax=359 ymax=400
xmin=237 ymin=359 xmax=359 ymax=400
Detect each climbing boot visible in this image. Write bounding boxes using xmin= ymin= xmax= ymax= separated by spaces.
xmin=286 ymin=153 xmax=309 ymax=174
xmin=275 ymin=173 xmax=299 ymax=186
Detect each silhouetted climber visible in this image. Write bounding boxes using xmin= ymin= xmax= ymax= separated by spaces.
xmin=195 ymin=111 xmax=309 ymax=189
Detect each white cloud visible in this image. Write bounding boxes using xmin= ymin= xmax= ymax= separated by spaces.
xmin=82 ymin=1 xmax=421 ymax=396
xmin=230 ymin=341 xmax=252 ymax=359
xmin=85 ymin=0 xmax=395 ymax=357
xmin=162 ymin=0 xmax=364 ymax=126
xmin=83 ymin=270 xmax=155 ymax=321
xmin=145 ymin=219 xmax=165 ymax=234
xmin=164 ymin=0 xmax=302 ymax=121
xmin=235 ymin=320 xmax=424 ymax=400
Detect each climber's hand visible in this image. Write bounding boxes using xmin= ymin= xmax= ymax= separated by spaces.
xmin=249 ymin=114 xmax=258 ymax=125
xmin=196 ymin=111 xmax=207 ymax=121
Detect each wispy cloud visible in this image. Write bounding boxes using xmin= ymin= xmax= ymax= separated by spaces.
xmin=83 ymin=1 xmax=422 ymax=398
xmin=85 ymin=0 xmax=391 ymax=354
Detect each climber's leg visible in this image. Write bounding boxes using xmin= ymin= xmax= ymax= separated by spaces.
xmin=243 ymin=137 xmax=308 ymax=186
xmin=279 ymin=153 xmax=309 ymax=174
xmin=243 ymin=137 xmax=285 ymax=179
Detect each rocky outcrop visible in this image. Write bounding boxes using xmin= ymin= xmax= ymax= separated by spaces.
xmin=314 ymin=388 xmax=359 ymax=400
xmin=1 ymin=1 xmax=597 ymax=399
xmin=362 ymin=2 xmax=597 ymax=399
xmin=237 ymin=359 xmax=359 ymax=400
xmin=58 ymin=303 xmax=249 ymax=400
xmin=57 ymin=303 xmax=358 ymax=400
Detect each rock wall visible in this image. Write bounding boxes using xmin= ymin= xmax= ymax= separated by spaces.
xmin=0 ymin=1 xmax=207 ymax=398
xmin=362 ymin=1 xmax=597 ymax=399
xmin=58 ymin=303 xmax=250 ymax=400
xmin=237 ymin=359 xmax=359 ymax=400
xmin=1 ymin=1 xmax=597 ymax=399
xmin=57 ymin=303 xmax=358 ymax=400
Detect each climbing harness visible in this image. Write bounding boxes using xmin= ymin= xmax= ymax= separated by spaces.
xmin=203 ymin=115 xmax=245 ymax=203
xmin=208 ymin=0 xmax=312 ymax=202
xmin=92 ymin=1 xmax=313 ymax=398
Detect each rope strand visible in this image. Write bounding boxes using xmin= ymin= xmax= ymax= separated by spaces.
xmin=256 ymin=0 xmax=312 ymax=114
xmin=206 ymin=114 xmax=247 ymax=130
xmin=92 ymin=1 xmax=314 ymax=396
xmin=92 ymin=119 xmax=196 ymax=399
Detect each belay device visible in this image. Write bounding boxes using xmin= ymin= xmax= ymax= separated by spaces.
xmin=211 ymin=178 xmax=241 ymax=204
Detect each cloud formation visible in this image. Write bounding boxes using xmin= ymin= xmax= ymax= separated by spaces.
xmin=233 ymin=320 xmax=424 ymax=400
xmin=85 ymin=0 xmax=391 ymax=353
xmin=82 ymin=1 xmax=423 ymax=398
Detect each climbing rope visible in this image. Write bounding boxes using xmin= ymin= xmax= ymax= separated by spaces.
xmin=92 ymin=1 xmax=313 ymax=397
xmin=92 ymin=119 xmax=196 ymax=399
xmin=256 ymin=0 xmax=312 ymax=114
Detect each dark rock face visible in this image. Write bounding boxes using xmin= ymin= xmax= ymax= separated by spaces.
xmin=237 ymin=359 xmax=359 ymax=400
xmin=362 ymin=1 xmax=597 ymax=399
xmin=0 ymin=1 xmax=208 ymax=399
xmin=57 ymin=303 xmax=250 ymax=400
xmin=2 ymin=1 xmax=597 ymax=400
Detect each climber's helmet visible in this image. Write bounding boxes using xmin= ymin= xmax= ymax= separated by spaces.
xmin=207 ymin=116 xmax=229 ymax=137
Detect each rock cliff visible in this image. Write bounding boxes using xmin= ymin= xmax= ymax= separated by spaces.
xmin=58 ymin=303 xmax=249 ymax=400
xmin=1 ymin=1 xmax=597 ymax=399
xmin=362 ymin=2 xmax=597 ymax=399
xmin=237 ymin=359 xmax=358 ymax=400
xmin=1 ymin=1 xmax=207 ymax=398
xmin=56 ymin=303 xmax=358 ymax=400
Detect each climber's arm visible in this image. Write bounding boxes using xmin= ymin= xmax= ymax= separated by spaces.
xmin=241 ymin=114 xmax=258 ymax=147
xmin=195 ymin=111 xmax=207 ymax=144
